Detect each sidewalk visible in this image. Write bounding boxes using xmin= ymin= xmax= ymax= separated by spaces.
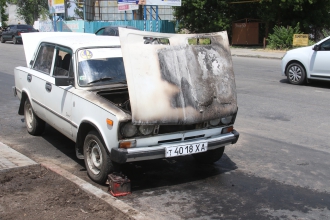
xmin=0 ymin=142 xmax=37 ymax=171
xmin=0 ymin=142 xmax=148 ymax=220
xmin=230 ymin=48 xmax=286 ymax=59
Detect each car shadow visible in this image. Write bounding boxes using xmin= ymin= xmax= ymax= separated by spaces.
xmin=280 ymin=78 xmax=330 ymax=89
xmin=120 ymin=153 xmax=237 ymax=191
xmin=41 ymin=124 xmax=85 ymax=167
xmin=41 ymin=124 xmax=237 ymax=190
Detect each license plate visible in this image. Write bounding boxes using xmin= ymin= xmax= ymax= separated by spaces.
xmin=165 ymin=142 xmax=208 ymax=158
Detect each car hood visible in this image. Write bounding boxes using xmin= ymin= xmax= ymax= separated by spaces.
xmin=119 ymin=28 xmax=237 ymax=125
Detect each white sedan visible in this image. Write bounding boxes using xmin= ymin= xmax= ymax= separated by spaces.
xmin=13 ymin=30 xmax=239 ymax=184
xmin=281 ymin=36 xmax=330 ymax=85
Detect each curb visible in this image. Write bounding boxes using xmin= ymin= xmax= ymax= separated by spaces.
xmin=41 ymin=161 xmax=150 ymax=220
xmin=231 ymin=54 xmax=283 ymax=60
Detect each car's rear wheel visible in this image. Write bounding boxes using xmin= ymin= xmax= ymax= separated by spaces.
xmin=0 ymin=36 xmax=5 ymax=43
xmin=24 ymin=99 xmax=45 ymax=135
xmin=84 ymin=130 xmax=116 ymax=184
xmin=193 ymin=147 xmax=225 ymax=164
xmin=286 ymin=62 xmax=306 ymax=85
xmin=12 ymin=36 xmax=17 ymax=44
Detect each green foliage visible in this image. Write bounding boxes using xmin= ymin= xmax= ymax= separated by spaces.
xmin=0 ymin=0 xmax=8 ymax=26
xmin=8 ymin=0 xmax=49 ymax=25
xmin=321 ymin=29 xmax=330 ymax=38
xmin=174 ymin=0 xmax=231 ymax=34
xmin=73 ymin=0 xmax=83 ymax=19
xmin=267 ymin=23 xmax=301 ymax=49
xmin=174 ymin=0 xmax=330 ymax=42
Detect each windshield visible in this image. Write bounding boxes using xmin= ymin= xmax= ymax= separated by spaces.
xmin=77 ymin=48 xmax=126 ymax=86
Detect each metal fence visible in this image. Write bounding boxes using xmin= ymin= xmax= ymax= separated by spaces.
xmin=85 ymin=0 xmax=175 ymax=21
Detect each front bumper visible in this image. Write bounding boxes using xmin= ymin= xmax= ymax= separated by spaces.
xmin=111 ymin=130 xmax=239 ymax=164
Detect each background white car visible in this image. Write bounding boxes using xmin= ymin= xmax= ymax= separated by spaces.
xmin=281 ymin=36 xmax=330 ymax=85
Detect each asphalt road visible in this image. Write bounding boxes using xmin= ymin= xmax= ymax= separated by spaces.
xmin=0 ymin=42 xmax=329 ymax=219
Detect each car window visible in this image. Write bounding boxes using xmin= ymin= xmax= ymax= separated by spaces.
xmin=77 ymin=48 xmax=126 ymax=86
xmin=33 ymin=44 xmax=55 ymax=74
xmin=53 ymin=47 xmax=72 ymax=77
xmin=17 ymin=25 xmax=33 ymax=30
xmin=320 ymin=39 xmax=330 ymax=51
xmin=95 ymin=28 xmax=105 ymax=35
xmin=103 ymin=28 xmax=118 ymax=36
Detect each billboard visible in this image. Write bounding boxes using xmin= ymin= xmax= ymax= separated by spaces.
xmin=48 ymin=0 xmax=65 ymax=14
xmin=118 ymin=4 xmax=139 ymax=11
xmin=118 ymin=0 xmax=181 ymax=6
xmin=292 ymin=34 xmax=309 ymax=46
xmin=138 ymin=0 xmax=181 ymax=6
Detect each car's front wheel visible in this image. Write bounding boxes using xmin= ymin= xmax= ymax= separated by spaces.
xmin=84 ymin=130 xmax=116 ymax=184
xmin=193 ymin=147 xmax=225 ymax=164
xmin=0 ymin=36 xmax=5 ymax=43
xmin=24 ymin=99 xmax=45 ymax=135
xmin=286 ymin=62 xmax=306 ymax=85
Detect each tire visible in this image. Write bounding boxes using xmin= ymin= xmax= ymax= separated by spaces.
xmin=286 ymin=62 xmax=306 ymax=85
xmin=0 ymin=36 xmax=5 ymax=43
xmin=12 ymin=36 xmax=17 ymax=44
xmin=192 ymin=147 xmax=225 ymax=164
xmin=24 ymin=99 xmax=45 ymax=135
xmin=84 ymin=130 xmax=116 ymax=184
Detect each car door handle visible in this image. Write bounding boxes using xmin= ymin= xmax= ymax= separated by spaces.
xmin=45 ymin=82 xmax=52 ymax=92
xmin=27 ymin=74 xmax=32 ymax=82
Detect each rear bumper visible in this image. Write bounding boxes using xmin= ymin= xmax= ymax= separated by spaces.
xmin=111 ymin=130 xmax=239 ymax=164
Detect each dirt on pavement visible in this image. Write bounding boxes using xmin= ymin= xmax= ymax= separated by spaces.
xmin=0 ymin=165 xmax=131 ymax=220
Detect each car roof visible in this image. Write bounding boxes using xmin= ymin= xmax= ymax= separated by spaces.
xmin=22 ymin=32 xmax=121 ymax=66
xmin=104 ymin=25 xmax=138 ymax=30
xmin=40 ymin=34 xmax=121 ymax=51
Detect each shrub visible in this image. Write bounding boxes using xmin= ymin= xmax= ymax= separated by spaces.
xmin=267 ymin=23 xmax=301 ymax=50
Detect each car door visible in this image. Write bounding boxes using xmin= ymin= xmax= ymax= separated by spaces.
xmin=310 ymin=39 xmax=330 ymax=79
xmin=3 ymin=25 xmax=12 ymax=40
xmin=28 ymin=43 xmax=56 ymax=121
xmin=42 ymin=45 xmax=74 ymax=140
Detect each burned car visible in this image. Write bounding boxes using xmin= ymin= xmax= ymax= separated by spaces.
xmin=13 ymin=30 xmax=239 ymax=184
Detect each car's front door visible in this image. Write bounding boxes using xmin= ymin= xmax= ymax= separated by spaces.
xmin=3 ymin=25 xmax=12 ymax=40
xmin=310 ymin=39 xmax=330 ymax=79
xmin=43 ymin=45 xmax=74 ymax=140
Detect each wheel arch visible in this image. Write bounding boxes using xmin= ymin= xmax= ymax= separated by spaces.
xmin=285 ymin=60 xmax=308 ymax=77
xmin=75 ymin=120 xmax=109 ymax=159
xmin=18 ymin=91 xmax=29 ymax=115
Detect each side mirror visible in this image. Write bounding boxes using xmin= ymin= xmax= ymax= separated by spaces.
xmin=313 ymin=45 xmax=320 ymax=51
xmin=55 ymin=76 xmax=74 ymax=87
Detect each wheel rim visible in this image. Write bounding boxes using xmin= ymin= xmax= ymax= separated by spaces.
xmin=86 ymin=140 xmax=103 ymax=175
xmin=288 ymin=65 xmax=302 ymax=82
xmin=24 ymin=103 xmax=34 ymax=129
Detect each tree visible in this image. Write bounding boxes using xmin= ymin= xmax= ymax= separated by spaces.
xmin=73 ymin=0 xmax=83 ymax=19
xmin=0 ymin=0 xmax=9 ymax=27
xmin=8 ymin=0 xmax=49 ymax=25
xmin=174 ymin=0 xmax=232 ymax=33
xmin=174 ymin=0 xmax=330 ymax=41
